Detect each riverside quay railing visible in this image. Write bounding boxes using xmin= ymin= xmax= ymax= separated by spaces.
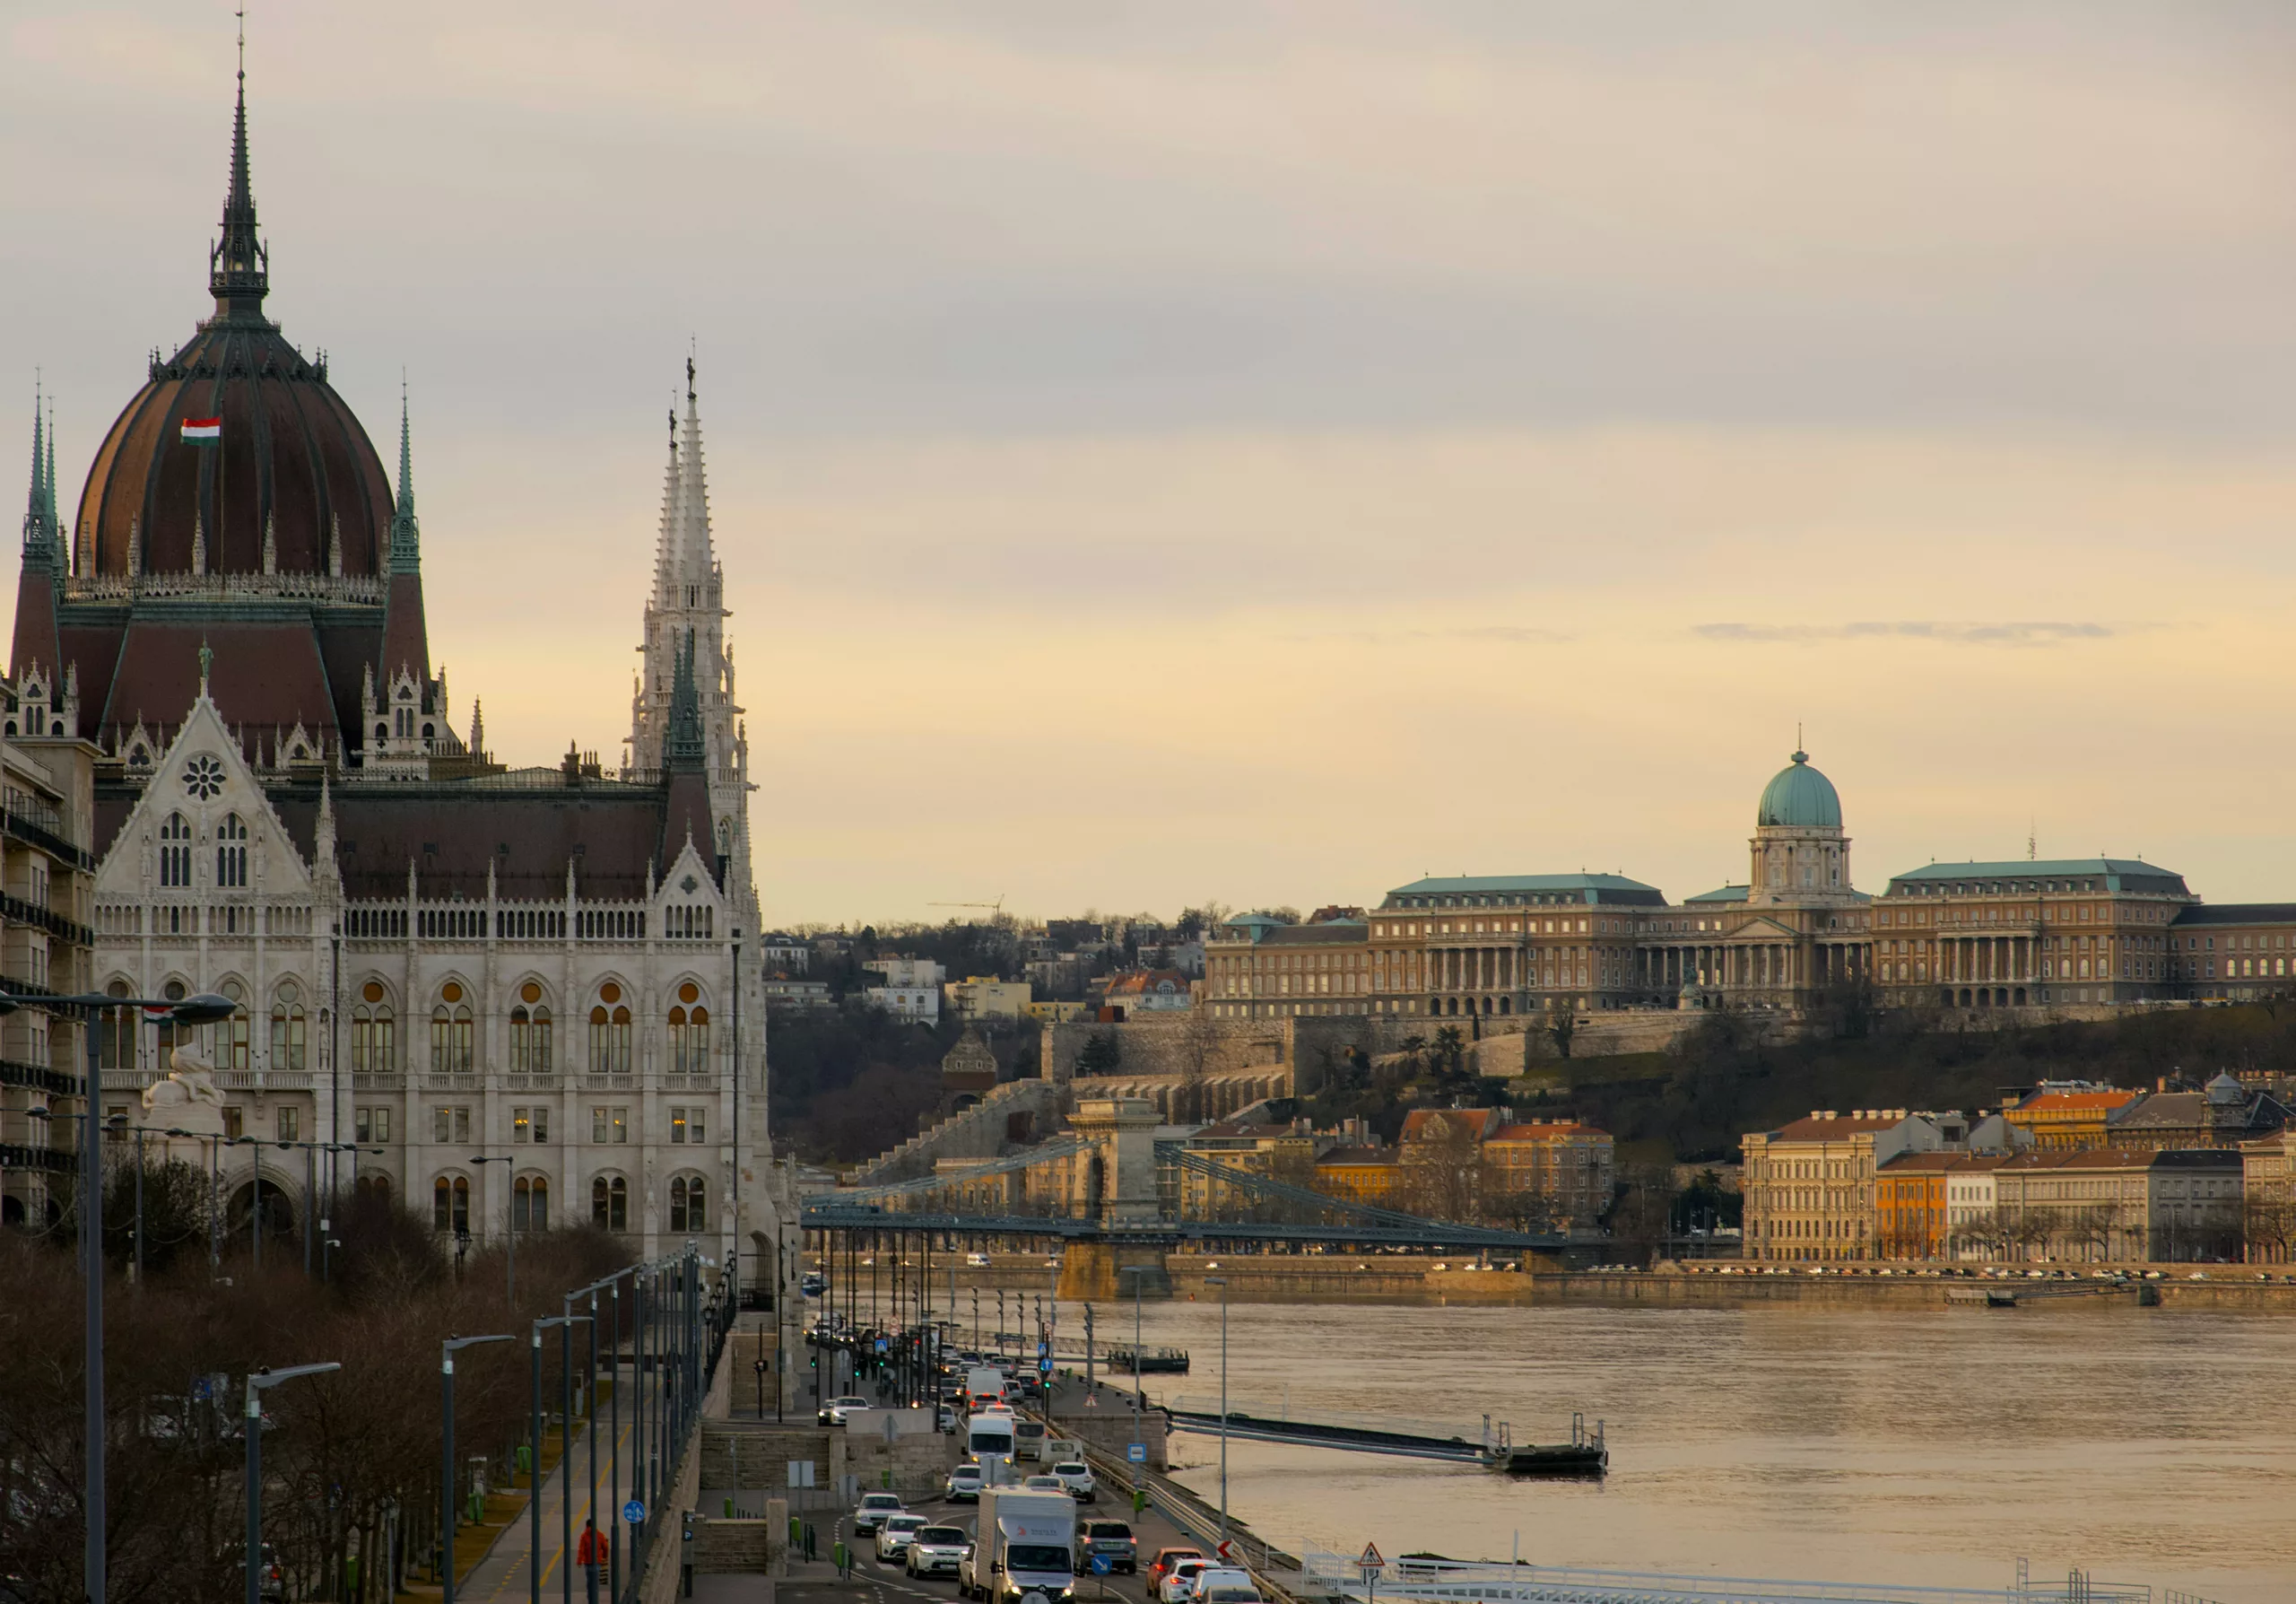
xmin=1284 ymin=1552 xmax=2207 ymax=1604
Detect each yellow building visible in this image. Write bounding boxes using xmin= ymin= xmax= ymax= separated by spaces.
xmin=1742 ymin=1110 xmax=1944 ymax=1261
xmin=944 ymin=976 xmax=1031 ymax=1020
xmin=2002 ymin=1085 xmax=2140 ymax=1152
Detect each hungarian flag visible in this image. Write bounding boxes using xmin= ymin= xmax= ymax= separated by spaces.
xmin=180 ymin=416 xmax=221 ymax=445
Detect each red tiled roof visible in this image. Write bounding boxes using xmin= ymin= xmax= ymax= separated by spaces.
xmin=1489 ymin=1122 xmax=1606 ymax=1142
xmin=2013 ymin=1090 xmax=2139 ymax=1112
xmin=1399 ymin=1108 xmax=1500 ymax=1141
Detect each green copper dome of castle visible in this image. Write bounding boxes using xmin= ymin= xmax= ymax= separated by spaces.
xmin=1757 ymin=749 xmax=1841 ymax=829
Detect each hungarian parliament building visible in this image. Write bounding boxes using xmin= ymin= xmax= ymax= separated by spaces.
xmin=2 ymin=66 xmax=789 ymax=1286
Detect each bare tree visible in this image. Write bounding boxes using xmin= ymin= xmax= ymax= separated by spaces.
xmin=2243 ymin=1189 xmax=2296 ymax=1264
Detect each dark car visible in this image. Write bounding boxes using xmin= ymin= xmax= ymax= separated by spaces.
xmin=1077 ymin=1520 xmax=1137 ymax=1573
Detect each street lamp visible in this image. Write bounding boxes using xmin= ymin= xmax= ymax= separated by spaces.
xmin=245 ymin=1361 xmax=342 ymax=1604
xmin=1203 ymin=1275 xmax=1229 ymax=1539
xmin=532 ymin=1314 xmax=592 ymax=1604
xmin=441 ymin=1334 xmax=515 ymax=1604
xmin=470 ymin=1153 xmax=517 ymax=1305
xmin=0 ymin=985 xmax=233 ymax=1604
xmin=1118 ymin=1266 xmax=1153 ymax=1456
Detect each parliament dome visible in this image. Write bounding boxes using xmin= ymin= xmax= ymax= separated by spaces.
xmin=1757 ymin=749 xmax=1842 ymax=830
xmin=74 ymin=75 xmax=394 ymax=583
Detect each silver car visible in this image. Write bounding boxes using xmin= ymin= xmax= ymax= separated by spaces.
xmin=907 ymin=1524 xmax=970 ymax=1579
xmin=852 ymin=1491 xmax=906 ymax=1534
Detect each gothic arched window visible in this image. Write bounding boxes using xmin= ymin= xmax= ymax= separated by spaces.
xmin=216 ymin=813 xmax=248 ymax=888
xmin=669 ymin=1174 xmax=706 ymax=1233
xmin=269 ymin=980 xmax=306 ymax=1072
xmin=667 ymin=983 xmax=711 ymax=1076
xmin=209 ymin=980 xmax=250 ymax=1074
xmin=100 ymin=979 xmax=135 ymax=1069
xmin=510 ymin=981 xmax=553 ymax=1074
xmin=159 ymin=814 xmax=192 ymax=887
xmin=588 ymin=983 xmax=631 ymax=1075
xmin=432 ymin=1173 xmax=469 ymax=1234
xmin=352 ymin=980 xmax=396 ymax=1075
xmin=514 ymin=1174 xmax=550 ymax=1233
xmin=430 ymin=981 xmax=474 ymax=1074
xmin=591 ymin=1173 xmax=628 ymax=1231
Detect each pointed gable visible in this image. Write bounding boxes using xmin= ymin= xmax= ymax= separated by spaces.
xmin=96 ymin=689 xmax=312 ymax=898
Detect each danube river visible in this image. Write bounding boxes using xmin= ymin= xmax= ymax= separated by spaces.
xmin=1069 ymin=1298 xmax=2291 ymax=1602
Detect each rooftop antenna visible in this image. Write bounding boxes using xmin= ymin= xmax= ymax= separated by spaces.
xmin=2028 ymin=819 xmax=2036 ymax=861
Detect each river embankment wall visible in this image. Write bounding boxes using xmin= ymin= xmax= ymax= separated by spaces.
xmin=1152 ymin=1256 xmax=2296 ymax=1311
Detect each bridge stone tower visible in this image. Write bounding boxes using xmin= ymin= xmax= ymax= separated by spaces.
xmin=1057 ymin=1097 xmax=1172 ymax=1302
xmin=1068 ymin=1097 xmax=1162 ymax=1226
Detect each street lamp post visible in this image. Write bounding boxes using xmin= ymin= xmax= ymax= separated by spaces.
xmin=441 ymin=1334 xmax=515 ymax=1604
xmin=472 ymin=1152 xmax=517 ymax=1305
xmin=246 ymin=1361 xmax=342 ymax=1604
xmin=1204 ymin=1276 xmax=1229 ymax=1539
xmin=533 ymin=1314 xmax=592 ymax=1604
xmin=608 ymin=1277 xmax=623 ymax=1604
xmin=729 ymin=927 xmax=741 ymax=1304
xmin=0 ymin=984 xmax=234 ymax=1604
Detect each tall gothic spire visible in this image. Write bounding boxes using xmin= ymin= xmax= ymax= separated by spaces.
xmin=22 ymin=379 xmax=49 ymax=555
xmin=389 ymin=385 xmax=420 ymax=572
xmin=667 ymin=355 xmax=717 ymax=592
xmin=208 ymin=14 xmax=270 ymax=318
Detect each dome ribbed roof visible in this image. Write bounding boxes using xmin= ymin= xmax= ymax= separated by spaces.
xmin=1757 ymin=749 xmax=1842 ymax=829
xmin=74 ymin=67 xmax=394 ymax=582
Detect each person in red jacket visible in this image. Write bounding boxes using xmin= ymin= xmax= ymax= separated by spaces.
xmin=577 ymin=1518 xmax=606 ymax=1604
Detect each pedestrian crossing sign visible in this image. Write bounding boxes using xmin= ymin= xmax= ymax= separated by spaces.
xmin=1358 ymin=1542 xmax=1384 ymax=1572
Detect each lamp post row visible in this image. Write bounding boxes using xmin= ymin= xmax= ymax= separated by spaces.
xmin=6 ymin=969 xmax=726 ymax=1604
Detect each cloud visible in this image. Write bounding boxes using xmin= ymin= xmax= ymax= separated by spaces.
xmin=1692 ymin=621 xmax=2144 ymax=647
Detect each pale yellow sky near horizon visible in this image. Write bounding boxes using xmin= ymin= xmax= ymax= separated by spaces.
xmin=8 ymin=4 xmax=2296 ymax=926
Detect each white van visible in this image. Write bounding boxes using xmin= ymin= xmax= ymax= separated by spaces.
xmin=966 ymin=1411 xmax=1017 ymax=1486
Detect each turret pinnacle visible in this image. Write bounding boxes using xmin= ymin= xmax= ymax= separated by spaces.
xmin=208 ymin=19 xmax=270 ymax=319
xmin=22 ymin=380 xmax=48 ymax=555
xmin=389 ymin=386 xmax=421 ymax=573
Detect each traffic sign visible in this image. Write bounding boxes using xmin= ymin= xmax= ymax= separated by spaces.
xmin=1358 ymin=1542 xmax=1384 ymax=1573
xmin=1126 ymin=1443 xmax=1146 ymax=1463
xmin=1037 ymin=1342 xmax=1048 ymax=1356
xmin=623 ymin=1500 xmax=646 ymax=1525
xmin=1216 ymin=1540 xmax=1237 ymax=1563
xmin=1039 ymin=1359 xmax=1053 ymax=1374
xmin=1091 ymin=1556 xmax=1112 ymax=1576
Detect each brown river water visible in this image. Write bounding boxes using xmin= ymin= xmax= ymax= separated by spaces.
xmin=1035 ymin=1298 xmax=2293 ymax=1603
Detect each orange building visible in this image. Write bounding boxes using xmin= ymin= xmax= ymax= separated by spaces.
xmin=1874 ymin=1152 xmax=1956 ymax=1259
xmin=2004 ymin=1085 xmax=2140 ymax=1152
xmin=1315 ymin=1145 xmax=1402 ymax=1206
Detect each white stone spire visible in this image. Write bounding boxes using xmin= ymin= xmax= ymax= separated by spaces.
xmin=628 ymin=355 xmax=754 ymax=927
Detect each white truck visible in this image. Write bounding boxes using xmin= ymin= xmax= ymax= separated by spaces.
xmin=960 ymin=1486 xmax=1077 ymax=1604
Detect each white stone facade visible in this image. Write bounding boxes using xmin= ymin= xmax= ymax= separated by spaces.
xmin=89 ymin=380 xmax=789 ymax=1287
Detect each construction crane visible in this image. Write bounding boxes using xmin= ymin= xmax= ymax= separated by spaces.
xmin=927 ymin=896 xmax=1006 ymax=918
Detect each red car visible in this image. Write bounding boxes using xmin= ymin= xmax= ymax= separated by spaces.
xmin=1147 ymin=1548 xmax=1206 ymax=1598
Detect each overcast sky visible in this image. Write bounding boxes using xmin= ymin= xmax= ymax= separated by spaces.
xmin=9 ymin=2 xmax=2296 ymax=926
